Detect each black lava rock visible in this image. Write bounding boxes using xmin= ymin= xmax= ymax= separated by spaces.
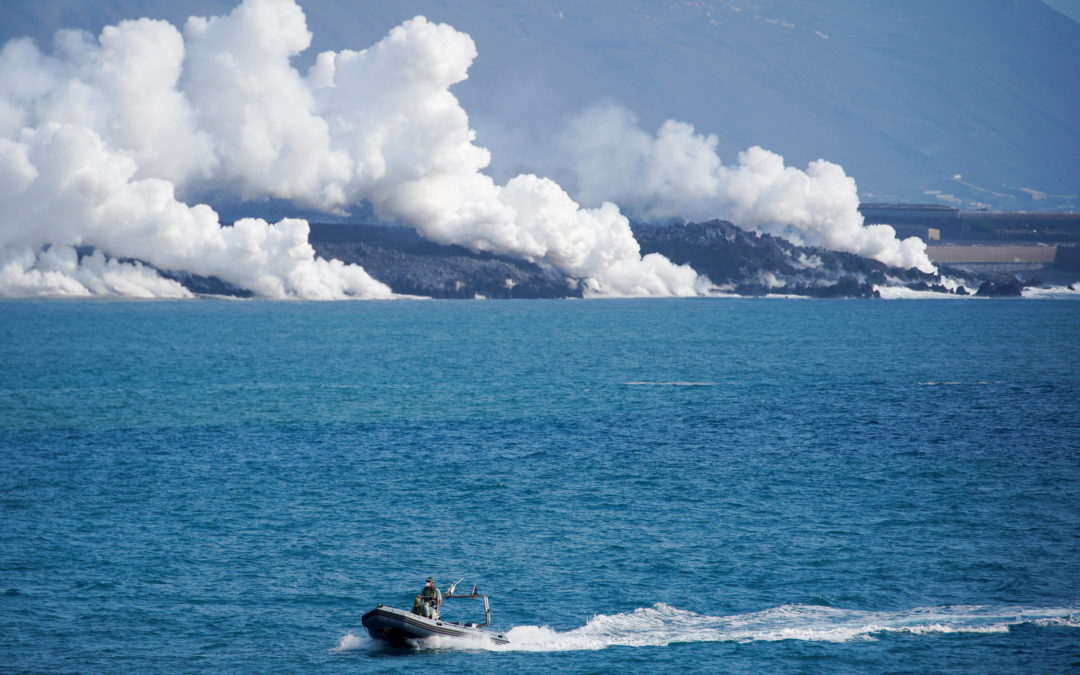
xmin=157 ymin=269 xmax=254 ymax=298
xmin=976 ymin=280 xmax=1023 ymax=297
xmin=308 ymin=223 xmax=581 ymax=299
xmin=633 ymin=220 xmax=934 ymax=298
xmin=72 ymin=219 xmax=1034 ymax=300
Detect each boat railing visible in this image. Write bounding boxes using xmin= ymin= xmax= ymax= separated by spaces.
xmin=444 ymin=592 xmax=492 ymax=627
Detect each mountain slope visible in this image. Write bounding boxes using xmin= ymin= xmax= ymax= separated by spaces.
xmin=2 ymin=0 xmax=1076 ymax=210
xmin=302 ymin=222 xmax=1016 ymax=300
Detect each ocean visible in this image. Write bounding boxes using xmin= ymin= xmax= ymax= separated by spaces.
xmin=1 ymin=297 xmax=1078 ymax=673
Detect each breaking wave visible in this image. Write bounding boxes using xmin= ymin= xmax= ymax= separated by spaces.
xmin=874 ymin=286 xmax=973 ymax=300
xmin=1022 ymin=285 xmax=1080 ymax=299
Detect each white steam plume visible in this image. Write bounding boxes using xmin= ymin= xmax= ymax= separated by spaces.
xmin=0 ymin=7 xmax=390 ymax=299
xmin=554 ymin=105 xmax=936 ymax=274
xmin=0 ymin=0 xmax=703 ymax=299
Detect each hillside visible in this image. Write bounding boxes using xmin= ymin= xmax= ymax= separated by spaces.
xmin=300 ymin=222 xmax=1029 ymax=299
xmin=2 ymin=0 xmax=1077 ymax=211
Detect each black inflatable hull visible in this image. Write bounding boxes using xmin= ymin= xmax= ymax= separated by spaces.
xmin=361 ymin=605 xmax=509 ymax=647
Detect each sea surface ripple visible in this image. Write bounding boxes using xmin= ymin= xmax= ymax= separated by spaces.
xmin=1 ymin=298 xmax=1078 ymax=673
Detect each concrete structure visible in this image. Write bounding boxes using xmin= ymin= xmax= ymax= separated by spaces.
xmin=860 ymin=204 xmax=1080 ymax=242
xmin=893 ymin=225 xmax=940 ymax=241
xmin=860 ymin=204 xmax=962 ymax=239
xmin=925 ymin=244 xmax=1060 ymax=274
xmin=926 ymin=245 xmax=1057 ymax=264
xmin=1054 ymin=246 xmax=1080 ymax=273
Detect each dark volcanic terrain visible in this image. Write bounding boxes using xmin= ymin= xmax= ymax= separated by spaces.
xmin=308 ymin=224 xmax=582 ymax=299
xmin=299 ymin=221 xmax=1032 ymax=299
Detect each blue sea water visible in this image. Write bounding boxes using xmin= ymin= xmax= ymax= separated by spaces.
xmin=1 ymin=297 xmax=1078 ymax=673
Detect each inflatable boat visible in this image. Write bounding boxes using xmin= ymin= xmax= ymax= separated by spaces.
xmin=361 ymin=588 xmax=509 ymax=648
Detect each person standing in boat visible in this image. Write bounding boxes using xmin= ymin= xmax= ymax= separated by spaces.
xmin=412 ymin=577 xmax=442 ymax=619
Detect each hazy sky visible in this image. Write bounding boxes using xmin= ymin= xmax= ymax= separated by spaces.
xmin=2 ymin=0 xmax=1077 ymax=209
xmin=1044 ymin=0 xmax=1080 ymax=22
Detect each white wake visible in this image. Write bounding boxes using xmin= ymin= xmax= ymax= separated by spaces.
xmin=338 ymin=603 xmax=1079 ymax=653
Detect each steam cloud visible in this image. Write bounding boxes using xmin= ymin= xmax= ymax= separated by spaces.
xmin=0 ymin=0 xmax=702 ymax=298
xmin=0 ymin=0 xmax=931 ymax=299
xmin=552 ymin=105 xmax=936 ymax=274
